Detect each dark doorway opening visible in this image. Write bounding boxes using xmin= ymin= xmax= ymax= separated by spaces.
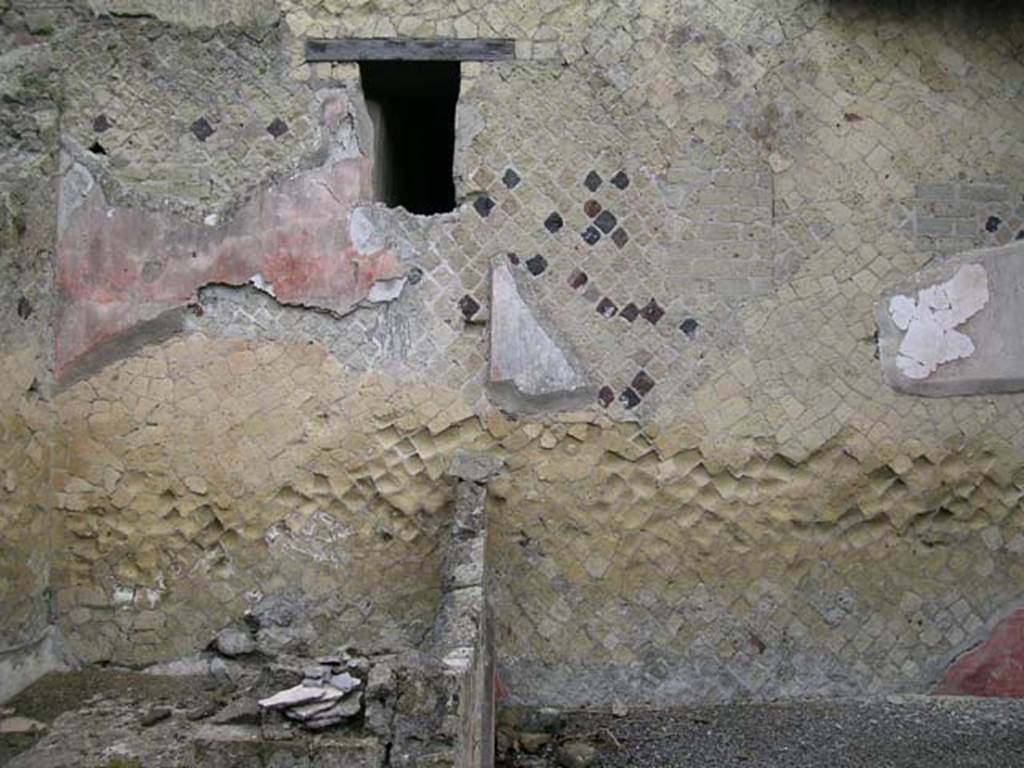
xmin=359 ymin=61 xmax=460 ymax=215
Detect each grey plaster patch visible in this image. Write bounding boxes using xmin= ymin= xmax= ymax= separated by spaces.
xmin=876 ymin=241 xmax=1024 ymax=396
xmin=446 ymin=453 xmax=505 ymax=484
xmin=488 ymin=263 xmax=592 ymax=411
xmin=350 ymin=206 xmax=385 ymax=255
xmin=56 ymin=160 xmax=94 ymax=240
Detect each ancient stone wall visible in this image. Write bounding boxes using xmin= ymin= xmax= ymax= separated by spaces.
xmin=1 ymin=0 xmax=1023 ymax=710
xmin=0 ymin=2 xmax=65 ymax=700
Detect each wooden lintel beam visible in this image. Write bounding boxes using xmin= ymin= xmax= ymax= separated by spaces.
xmin=304 ymin=37 xmax=516 ymax=63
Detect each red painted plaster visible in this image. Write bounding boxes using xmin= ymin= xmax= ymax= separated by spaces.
xmin=936 ymin=607 xmax=1024 ymax=697
xmin=56 ymin=157 xmax=404 ymax=380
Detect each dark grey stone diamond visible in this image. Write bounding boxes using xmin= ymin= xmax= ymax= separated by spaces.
xmin=266 ymin=118 xmax=289 ymax=138
xmin=596 ymin=297 xmax=618 ymax=318
xmin=632 ymin=370 xmax=655 ymax=396
xmin=458 ymin=294 xmax=481 ymax=319
xmin=640 ymin=299 xmax=664 ymax=325
xmin=502 ymin=168 xmax=521 ymax=189
xmin=594 ymin=209 xmax=617 ymax=234
xmin=474 ymin=196 xmax=495 ymax=218
xmin=680 ymin=317 xmax=700 ymax=339
xmin=568 ymin=268 xmax=588 ymax=290
xmin=619 ymin=388 xmax=641 ymax=409
xmin=526 ymin=255 xmax=548 ymax=276
xmin=190 ymin=117 xmax=215 ymax=142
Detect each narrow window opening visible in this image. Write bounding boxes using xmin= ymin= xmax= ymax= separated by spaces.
xmin=359 ymin=61 xmax=460 ymax=215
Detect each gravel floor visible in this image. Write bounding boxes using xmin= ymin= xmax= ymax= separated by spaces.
xmin=502 ymin=696 xmax=1024 ymax=768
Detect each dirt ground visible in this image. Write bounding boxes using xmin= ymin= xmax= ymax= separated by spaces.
xmin=498 ymin=696 xmax=1024 ymax=768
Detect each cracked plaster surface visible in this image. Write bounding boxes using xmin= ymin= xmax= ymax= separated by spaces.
xmin=55 ymin=93 xmax=406 ymax=381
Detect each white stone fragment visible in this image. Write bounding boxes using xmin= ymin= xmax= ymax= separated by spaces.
xmin=889 ymin=264 xmax=989 ymax=380
xmin=441 ymin=647 xmax=474 ymax=674
xmin=489 ymin=264 xmax=588 ymax=400
xmin=249 ymin=273 xmax=276 ymax=298
xmin=258 ymin=684 xmax=329 ymax=710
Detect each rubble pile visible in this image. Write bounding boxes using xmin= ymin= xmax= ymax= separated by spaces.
xmin=258 ymin=661 xmax=364 ymax=730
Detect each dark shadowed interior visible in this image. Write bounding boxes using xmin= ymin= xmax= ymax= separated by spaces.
xmin=360 ymin=61 xmax=461 ymax=215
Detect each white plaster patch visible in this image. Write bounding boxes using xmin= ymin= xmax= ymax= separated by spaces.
xmin=367 ymin=276 xmax=407 ymax=303
xmin=57 ymin=161 xmax=96 ymax=238
xmin=249 ymin=273 xmax=276 ymax=298
xmin=889 ymin=264 xmax=989 ymax=380
xmin=112 ymin=585 xmax=135 ymax=607
xmin=265 ymin=510 xmax=352 ymax=567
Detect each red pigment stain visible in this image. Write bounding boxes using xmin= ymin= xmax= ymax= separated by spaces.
xmin=936 ymin=607 xmax=1024 ymax=698
xmin=55 ymin=159 xmax=402 ymax=379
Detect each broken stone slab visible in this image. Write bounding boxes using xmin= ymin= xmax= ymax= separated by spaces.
xmin=876 ymin=241 xmax=1024 ymax=396
xmin=259 ymin=684 xmax=338 ymax=710
xmin=287 ymin=697 xmax=347 ymax=721
xmin=328 ymin=672 xmax=362 ymax=694
xmin=489 ymin=262 xmax=594 ymax=411
xmin=288 ymin=693 xmax=362 ymax=726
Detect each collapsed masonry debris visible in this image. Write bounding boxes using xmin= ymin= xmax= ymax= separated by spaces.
xmin=1 ymin=450 xmax=500 ymax=766
xmin=258 ymin=662 xmax=363 ymax=730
